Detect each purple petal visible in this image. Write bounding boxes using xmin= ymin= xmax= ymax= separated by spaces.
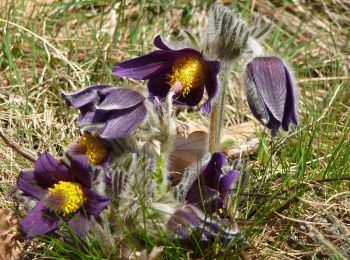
xmin=95 ymin=88 xmax=145 ymax=111
xmin=82 ymin=109 xmax=109 ymax=126
xmin=186 ymin=181 xmax=218 ymax=205
xmin=218 ymin=170 xmax=240 ymax=200
xmin=184 ymin=153 xmax=227 ymax=206
xmin=201 ymin=60 xmax=220 ymax=113
xmin=174 ymin=85 xmax=204 ymax=107
xmin=83 ymin=188 xmax=110 ymax=217
xmin=245 ymin=63 xmax=271 ymax=125
xmin=17 ymin=170 xmax=47 ymax=200
xmin=68 ymin=211 xmax=89 ymax=237
xmin=201 ymin=217 xmax=240 ymax=243
xmin=79 ymin=104 xmax=97 ymax=125
xmin=70 ymin=155 xmax=92 ymax=188
xmin=20 ymin=200 xmax=61 ymax=239
xmin=168 ymin=205 xmax=201 ymax=238
xmin=67 ymin=142 xmax=85 ymax=157
xmin=147 ymin=71 xmax=171 ymax=101
xmin=112 ymin=50 xmax=177 ymax=80
xmin=201 ymin=152 xmax=227 ymax=190
xmin=62 ymin=85 xmax=114 ymax=109
xmin=168 ymin=204 xmax=238 ymax=242
xmin=267 ymin=113 xmax=282 ymax=137
xmin=34 ymin=151 xmax=71 ymax=189
xmin=204 ymin=195 xmax=224 ymax=214
xmin=282 ymin=65 xmax=298 ymax=130
xmin=99 ymin=103 xmax=147 ymax=139
xmin=154 ymin=35 xmax=171 ymax=50
xmin=251 ymin=57 xmax=287 ymax=122
xmin=186 ymin=184 xmax=223 ymax=214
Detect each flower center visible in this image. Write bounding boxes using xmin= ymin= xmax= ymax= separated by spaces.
xmin=48 ymin=181 xmax=85 ymax=215
xmin=78 ymin=133 xmax=107 ymax=165
xmin=168 ymin=56 xmax=205 ymax=97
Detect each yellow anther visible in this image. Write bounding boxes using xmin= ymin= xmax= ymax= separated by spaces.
xmin=168 ymin=56 xmax=205 ymax=97
xmin=78 ymin=133 xmax=107 ymax=165
xmin=48 ymin=181 xmax=85 ymax=215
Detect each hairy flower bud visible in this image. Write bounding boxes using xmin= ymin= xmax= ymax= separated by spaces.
xmin=206 ymin=4 xmax=272 ymax=61
xmin=244 ymin=56 xmax=298 ymax=136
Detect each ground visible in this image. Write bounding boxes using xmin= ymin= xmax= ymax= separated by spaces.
xmin=0 ymin=0 xmax=349 ymax=259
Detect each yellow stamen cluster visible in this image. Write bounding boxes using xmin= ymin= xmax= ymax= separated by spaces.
xmin=78 ymin=133 xmax=107 ymax=165
xmin=48 ymin=181 xmax=85 ymax=215
xmin=168 ymin=56 xmax=205 ymax=97
xmin=212 ymin=208 xmax=224 ymax=217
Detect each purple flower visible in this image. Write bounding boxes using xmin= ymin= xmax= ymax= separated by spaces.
xmin=112 ymin=35 xmax=220 ymax=113
xmin=244 ymin=56 xmax=298 ymax=136
xmin=168 ymin=204 xmax=240 ymax=242
xmin=167 ymin=152 xmax=240 ymax=242
xmin=185 ymin=152 xmax=240 ymax=214
xmin=62 ymin=85 xmax=147 ymax=139
xmin=17 ymin=152 xmax=110 ymax=239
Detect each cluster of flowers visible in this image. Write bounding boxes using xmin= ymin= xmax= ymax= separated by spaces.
xmin=15 ymin=4 xmax=298 ymax=247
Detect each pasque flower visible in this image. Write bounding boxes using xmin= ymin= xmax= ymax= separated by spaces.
xmin=62 ymin=85 xmax=147 ymax=139
xmin=17 ymin=152 xmax=110 ymax=239
xmin=112 ymin=35 xmax=220 ymax=113
xmin=244 ymin=56 xmax=298 ymax=136
xmin=185 ymin=152 xmax=240 ymax=213
xmin=168 ymin=152 xmax=240 ymax=241
xmin=168 ymin=204 xmax=239 ymax=242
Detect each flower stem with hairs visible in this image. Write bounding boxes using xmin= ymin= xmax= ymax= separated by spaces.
xmin=209 ymin=62 xmax=231 ymax=153
xmin=153 ymin=154 xmax=168 ymax=196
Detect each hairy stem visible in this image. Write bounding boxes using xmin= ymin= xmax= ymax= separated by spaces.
xmin=153 ymin=154 xmax=168 ymax=196
xmin=209 ymin=62 xmax=231 ymax=153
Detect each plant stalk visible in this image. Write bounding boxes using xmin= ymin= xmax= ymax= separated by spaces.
xmin=209 ymin=62 xmax=231 ymax=153
xmin=153 ymin=154 xmax=168 ymax=196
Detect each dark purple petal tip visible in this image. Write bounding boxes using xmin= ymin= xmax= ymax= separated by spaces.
xmin=154 ymin=35 xmax=171 ymax=50
xmin=62 ymin=85 xmax=114 ymax=109
xmin=112 ymin=50 xmax=176 ymax=80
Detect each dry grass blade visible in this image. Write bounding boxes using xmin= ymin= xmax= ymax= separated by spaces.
xmin=0 ymin=126 xmax=37 ymax=163
xmin=253 ymin=192 xmax=350 ymax=259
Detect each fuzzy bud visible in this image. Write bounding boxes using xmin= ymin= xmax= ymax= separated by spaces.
xmin=206 ymin=4 xmax=272 ymax=61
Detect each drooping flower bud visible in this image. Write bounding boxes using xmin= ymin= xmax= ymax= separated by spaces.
xmin=244 ymin=56 xmax=298 ymax=136
xmin=62 ymin=85 xmax=147 ymax=139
